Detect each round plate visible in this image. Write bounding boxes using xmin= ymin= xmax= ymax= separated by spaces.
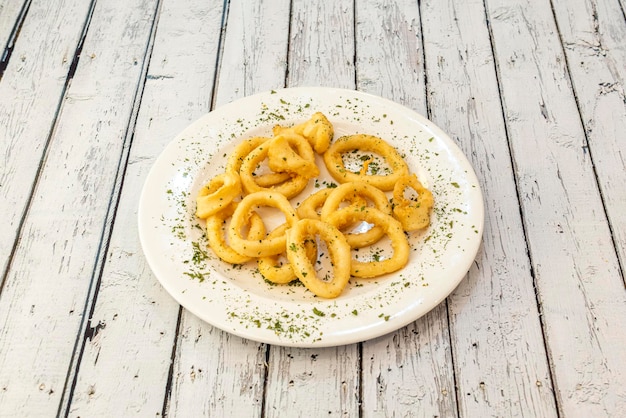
xmin=138 ymin=87 xmax=484 ymax=347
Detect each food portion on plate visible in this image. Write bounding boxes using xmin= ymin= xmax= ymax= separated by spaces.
xmin=195 ymin=112 xmax=434 ymax=299
xmin=139 ymin=87 xmax=484 ymax=346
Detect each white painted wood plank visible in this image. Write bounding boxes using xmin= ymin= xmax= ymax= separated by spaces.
xmin=167 ymin=0 xmax=291 ymax=416
xmin=551 ymin=0 xmax=626 ymax=276
xmin=0 ymin=0 xmax=92 ymax=281
xmin=0 ymin=0 xmax=159 ymax=415
xmin=355 ymin=1 xmax=457 ymax=416
xmin=264 ymin=346 xmax=359 ymax=416
xmin=214 ymin=0 xmax=290 ymax=105
xmin=356 ymin=0 xmax=427 ymax=113
xmin=361 ymin=307 xmax=457 ymax=417
xmin=0 ymin=0 xmax=27 ymax=53
xmin=66 ymin=1 xmax=230 ymax=417
xmin=287 ymin=0 xmax=355 ymax=90
xmin=263 ymin=1 xmax=360 ymax=417
xmin=486 ymin=0 xmax=626 ymax=416
xmin=421 ymin=0 xmax=560 ymax=416
xmin=169 ymin=331 xmax=267 ymax=418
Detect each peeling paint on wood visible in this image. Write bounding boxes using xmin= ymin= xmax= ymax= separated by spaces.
xmin=0 ymin=0 xmax=623 ymax=416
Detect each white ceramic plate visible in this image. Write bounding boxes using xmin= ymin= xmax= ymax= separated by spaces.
xmin=138 ymin=87 xmax=484 ymax=347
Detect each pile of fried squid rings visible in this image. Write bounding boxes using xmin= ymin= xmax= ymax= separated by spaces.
xmin=195 ymin=112 xmax=434 ymax=299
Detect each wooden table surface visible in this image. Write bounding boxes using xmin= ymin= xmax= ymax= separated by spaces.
xmin=1 ymin=0 xmax=625 ymax=417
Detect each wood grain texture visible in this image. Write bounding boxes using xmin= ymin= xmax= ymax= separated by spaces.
xmin=355 ymin=0 xmax=426 ymax=111
xmin=486 ymin=0 xmax=626 ymax=415
xmin=0 ymin=0 xmax=92 ymax=281
xmin=167 ymin=1 xmax=290 ymax=416
xmin=551 ymin=0 xmax=626 ymax=276
xmin=65 ymin=1 xmax=226 ymax=416
xmin=0 ymin=1 xmax=622 ymax=417
xmin=262 ymin=1 xmax=360 ymax=417
xmin=421 ymin=0 xmax=560 ymax=416
xmin=361 ymin=308 xmax=457 ymax=418
xmin=264 ymin=346 xmax=359 ymax=417
xmin=169 ymin=330 xmax=267 ymax=418
xmin=287 ymin=0 xmax=355 ymax=89
xmin=0 ymin=0 xmax=158 ymax=415
xmin=215 ymin=0 xmax=291 ymax=104
xmin=355 ymin=1 xmax=457 ymax=416
xmin=0 ymin=0 xmax=27 ymax=54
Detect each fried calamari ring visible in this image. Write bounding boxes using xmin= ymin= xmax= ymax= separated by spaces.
xmin=205 ymin=202 xmax=265 ymax=264
xmin=254 ymin=172 xmax=292 ymax=188
xmin=274 ymin=112 xmax=334 ymax=154
xmin=196 ymin=111 xmax=427 ymax=298
xmin=392 ymin=174 xmax=434 ymax=231
xmin=257 ymin=224 xmax=317 ymax=284
xmin=296 ymin=188 xmax=334 ymax=220
xmin=225 ymin=136 xmax=271 ymax=175
xmin=285 ymin=219 xmax=351 ymax=299
xmin=325 ymin=208 xmax=410 ymax=278
xmin=323 ymin=134 xmax=409 ymax=191
xmin=239 ymin=142 xmax=309 ymax=199
xmin=320 ymin=181 xmax=392 ymax=248
xmin=296 ymin=188 xmax=366 ymax=221
xmin=228 ymin=191 xmax=299 ymax=257
xmin=196 ymin=172 xmax=242 ymax=219
xmin=225 ymin=136 xmax=292 ymax=188
xmin=267 ymin=133 xmax=319 ymax=178
xmin=320 ymin=181 xmax=391 ymax=218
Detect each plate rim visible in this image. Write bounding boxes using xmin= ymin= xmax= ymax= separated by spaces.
xmin=138 ymin=86 xmax=484 ymax=347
